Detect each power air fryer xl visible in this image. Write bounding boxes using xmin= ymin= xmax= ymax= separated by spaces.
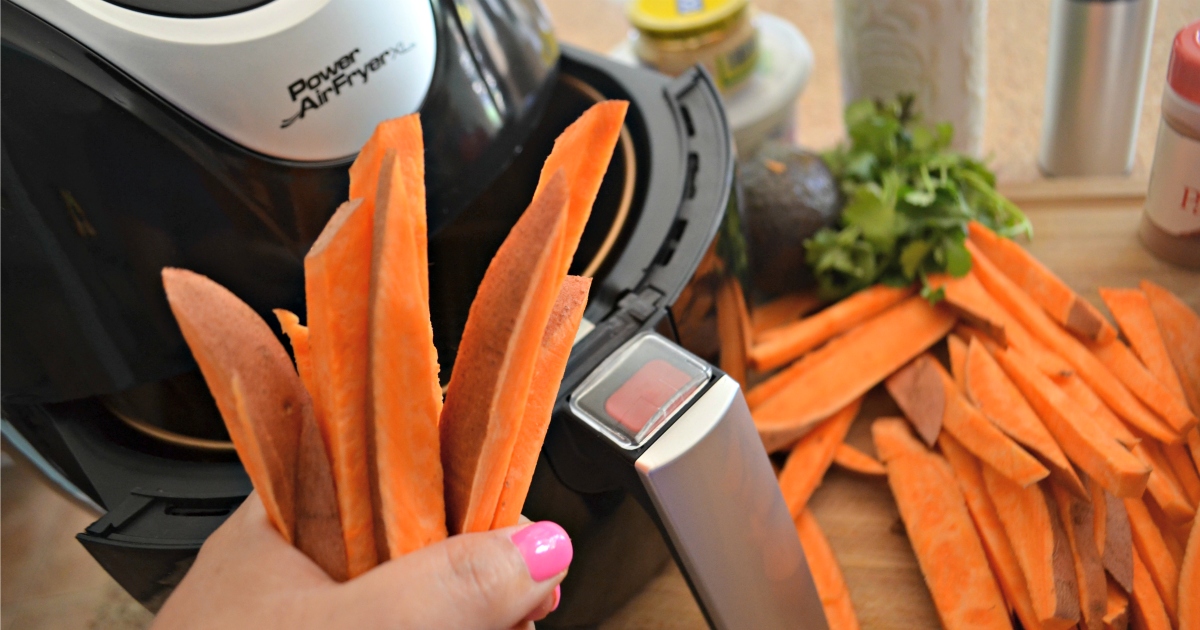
xmin=0 ymin=0 xmax=827 ymax=627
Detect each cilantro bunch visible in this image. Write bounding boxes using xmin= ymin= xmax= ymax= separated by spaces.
xmin=805 ymin=95 xmax=1031 ymax=301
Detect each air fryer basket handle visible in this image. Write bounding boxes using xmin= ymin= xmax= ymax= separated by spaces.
xmin=634 ymin=373 xmax=829 ymax=629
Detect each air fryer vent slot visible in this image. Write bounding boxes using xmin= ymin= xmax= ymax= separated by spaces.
xmin=680 ymin=105 xmax=696 ymax=137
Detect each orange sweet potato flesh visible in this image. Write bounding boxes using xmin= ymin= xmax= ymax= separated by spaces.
xmin=1124 ymin=498 xmax=1180 ymax=624
xmin=1141 ymin=280 xmax=1200 ymax=418
xmin=1104 ymin=579 xmax=1129 ymax=630
xmin=752 ymin=293 xmax=822 ymax=338
xmin=794 ymin=510 xmax=860 ymax=630
xmin=947 ymin=334 xmax=968 ymax=394
xmin=1090 ymin=338 xmax=1198 ymax=435
xmin=753 ymin=296 xmax=956 ymax=452
xmin=872 ymin=418 xmax=1011 ymax=630
xmin=491 ymin=276 xmax=591 ymax=529
xmin=993 ymin=348 xmax=1150 ymax=498
xmin=368 ymin=144 xmax=447 ymax=560
xmin=968 ymin=241 xmax=1179 ymax=444
xmin=286 ymin=388 xmax=349 ymax=582
xmin=747 ymin=320 xmax=868 ymax=410
xmin=886 ymin=354 xmax=1049 ymax=487
xmin=1099 ymin=287 xmax=1187 ymax=403
xmin=964 ymin=338 xmax=1086 ymax=497
xmin=1162 ymin=442 xmax=1200 ymax=507
xmin=1130 ymin=549 xmax=1172 ymax=630
xmin=982 ymin=469 xmax=1080 ymax=630
xmin=716 ymin=276 xmax=750 ymax=389
xmin=749 ymin=284 xmax=914 ymax=372
xmin=1180 ymin=513 xmax=1200 ymax=630
xmin=1051 ymin=483 xmax=1107 ymax=630
xmin=777 ymin=399 xmax=861 ymax=515
xmin=162 ymin=268 xmax=301 ymax=545
xmin=967 ymin=222 xmax=1116 ymax=343
xmin=1131 ymin=441 xmax=1194 ymax=524
xmin=440 ymin=171 xmax=569 ymax=535
xmin=939 ymin=433 xmax=1042 ymax=630
xmin=1091 ymin=478 xmax=1134 ymax=593
xmin=1057 ymin=373 xmax=1144 ymax=447
xmin=305 ymin=197 xmax=378 ymax=577
xmin=832 ymin=443 xmax=885 ymax=476
xmin=274 ymin=310 xmax=327 ymax=440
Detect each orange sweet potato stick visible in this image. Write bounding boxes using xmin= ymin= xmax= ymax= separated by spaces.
xmin=1131 ymin=441 xmax=1194 ymax=523
xmin=1144 ymin=498 xmax=1188 ymax=567
xmin=1104 ymin=579 xmax=1129 ymax=630
xmin=968 ymin=241 xmax=1181 ymax=444
xmin=887 ymin=354 xmax=1049 ymax=487
xmin=753 ymin=296 xmax=956 ymax=452
xmin=993 ymin=348 xmax=1150 ymax=498
xmin=1050 ymin=483 xmax=1107 ymax=630
xmin=940 ymin=433 xmax=1043 ymax=630
xmin=872 ymin=418 xmax=1011 ymax=630
xmin=1099 ymin=287 xmax=1187 ymax=403
xmin=283 ymin=387 xmax=349 ymax=582
xmin=1057 ymin=373 xmax=1144 ymax=447
xmin=1130 ymin=548 xmax=1172 ymax=630
xmin=777 ymin=399 xmax=862 ymax=515
xmin=1089 ymin=338 xmax=1198 ymax=434
xmin=440 ymin=172 xmax=569 ymax=535
xmin=274 ymin=310 xmax=326 ymax=438
xmin=793 ymin=510 xmax=860 ymax=630
xmin=967 ymin=221 xmax=1116 ymax=343
xmin=947 ymin=334 xmax=968 ymax=394
xmin=752 ymin=293 xmax=822 ymax=338
xmin=491 ymin=276 xmax=591 ymax=529
xmin=1141 ymin=280 xmax=1200 ymax=418
xmin=964 ymin=338 xmax=1087 ymax=498
xmin=367 ymin=142 xmax=447 ymax=560
xmin=929 ymin=271 xmax=1073 ymax=378
xmin=162 ymin=269 xmax=302 ymax=544
xmin=1162 ymin=442 xmax=1200 ymax=506
xmin=982 ymin=469 xmax=1081 ymax=630
xmin=305 ymin=197 xmax=379 ymax=577
xmin=746 ymin=320 xmax=870 ymax=409
xmin=1091 ymin=479 xmax=1134 ymax=593
xmin=831 ymin=442 xmax=885 ymax=476
xmin=1180 ymin=514 xmax=1200 ymax=630
xmin=749 ymin=284 xmax=914 ymax=371
xmin=1124 ymin=497 xmax=1180 ymax=624
xmin=716 ymin=276 xmax=750 ymax=389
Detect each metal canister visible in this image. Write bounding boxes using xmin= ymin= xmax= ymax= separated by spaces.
xmin=1038 ymin=0 xmax=1158 ymax=176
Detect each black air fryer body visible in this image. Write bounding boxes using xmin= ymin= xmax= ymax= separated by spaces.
xmin=1 ymin=0 xmax=742 ymax=622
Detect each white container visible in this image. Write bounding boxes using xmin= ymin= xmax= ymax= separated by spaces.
xmin=613 ymin=12 xmax=813 ymax=156
xmin=834 ymin=0 xmax=987 ymax=156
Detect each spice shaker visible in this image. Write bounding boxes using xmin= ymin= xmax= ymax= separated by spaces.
xmin=1038 ymin=0 xmax=1158 ymax=176
xmin=1139 ymin=20 xmax=1200 ymax=269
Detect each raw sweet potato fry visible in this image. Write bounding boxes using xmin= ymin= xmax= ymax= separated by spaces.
xmin=993 ymin=348 xmax=1150 ymax=498
xmin=162 ymin=269 xmax=302 ymax=545
xmin=967 ymin=221 xmax=1116 ymax=343
xmin=440 ymin=172 xmax=569 ymax=535
xmin=1124 ymin=497 xmax=1180 ymax=623
xmin=491 ymin=276 xmax=590 ymax=529
xmin=749 ymin=284 xmax=914 ymax=371
xmin=887 ymin=353 xmax=1049 ymax=487
xmin=1130 ymin=549 xmax=1172 ymax=630
xmin=1181 ymin=515 xmax=1200 ymax=630
xmin=940 ymin=434 xmax=1042 ymax=630
xmin=1104 ymin=579 xmax=1129 ymax=630
xmin=964 ymin=338 xmax=1086 ymax=498
xmin=753 ymin=296 xmax=956 ymax=451
xmin=274 ymin=309 xmax=324 ymax=434
xmin=1131 ymin=440 xmax=1194 ymax=523
xmin=286 ymin=389 xmax=349 ymax=582
xmin=1144 ymin=497 xmax=1187 ymax=568
xmin=777 ymin=399 xmax=862 ymax=515
xmin=1058 ymin=373 xmax=1144 ymax=447
xmin=831 ymin=443 xmax=885 ymax=476
xmin=305 ymin=197 xmax=379 ymax=576
xmin=368 ymin=143 xmax=447 ymax=560
xmin=1163 ymin=442 xmax=1200 ymax=506
xmin=947 ymin=334 xmax=968 ymax=394
xmin=793 ymin=510 xmax=859 ymax=630
xmin=872 ymin=418 xmax=1011 ymax=630
xmin=1050 ymin=483 xmax=1107 ymax=630
xmin=1099 ymin=287 xmax=1187 ymax=403
xmin=983 ymin=469 xmax=1080 ymax=630
xmin=1091 ymin=479 xmax=1134 ymax=593
xmin=1141 ymin=280 xmax=1200 ymax=417
xmin=1090 ymin=338 xmax=1198 ymax=435
xmin=746 ymin=320 xmax=869 ymax=409
xmin=968 ymin=241 xmax=1179 ymax=444
xmin=926 ymin=273 xmax=1009 ymax=347
xmin=716 ymin=276 xmax=750 ymax=388
xmin=752 ymin=293 xmax=822 ymax=338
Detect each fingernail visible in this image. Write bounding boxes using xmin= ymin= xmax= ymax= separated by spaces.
xmin=551 ymin=585 xmax=561 ymax=612
xmin=511 ymin=521 xmax=572 ymax=581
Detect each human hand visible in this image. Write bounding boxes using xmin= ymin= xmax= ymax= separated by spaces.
xmin=152 ymin=493 xmax=570 ymax=629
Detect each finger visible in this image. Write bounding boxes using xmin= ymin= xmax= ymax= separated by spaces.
xmin=328 ymin=521 xmax=572 ymax=629
xmin=519 ymin=584 xmax=561 ymax=624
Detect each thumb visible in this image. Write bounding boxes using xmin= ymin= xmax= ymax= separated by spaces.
xmin=324 ymin=522 xmax=571 ymax=629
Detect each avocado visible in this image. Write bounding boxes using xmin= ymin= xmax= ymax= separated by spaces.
xmin=738 ymin=142 xmax=842 ymax=296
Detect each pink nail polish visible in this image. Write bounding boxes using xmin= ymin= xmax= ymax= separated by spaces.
xmin=550 ymin=585 xmax=561 ymax=612
xmin=511 ymin=521 xmax=573 ymax=581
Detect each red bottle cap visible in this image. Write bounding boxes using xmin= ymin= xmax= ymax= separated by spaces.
xmin=1167 ymin=20 xmax=1200 ymax=105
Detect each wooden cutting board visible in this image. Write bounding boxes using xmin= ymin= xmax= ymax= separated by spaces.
xmin=600 ymin=177 xmax=1200 ymax=629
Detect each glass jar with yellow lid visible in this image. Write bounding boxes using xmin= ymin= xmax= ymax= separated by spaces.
xmin=628 ymin=0 xmax=759 ymax=94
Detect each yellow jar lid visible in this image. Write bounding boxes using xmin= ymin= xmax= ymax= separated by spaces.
xmin=628 ymin=0 xmax=748 ymax=37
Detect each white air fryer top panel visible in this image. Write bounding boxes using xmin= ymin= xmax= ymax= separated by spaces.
xmin=14 ymin=0 xmax=437 ymax=161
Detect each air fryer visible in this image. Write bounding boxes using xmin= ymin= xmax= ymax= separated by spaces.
xmin=0 ymin=0 xmax=826 ymax=627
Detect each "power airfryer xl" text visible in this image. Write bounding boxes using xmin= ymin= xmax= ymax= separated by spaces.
xmin=281 ymin=41 xmax=416 ymax=129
